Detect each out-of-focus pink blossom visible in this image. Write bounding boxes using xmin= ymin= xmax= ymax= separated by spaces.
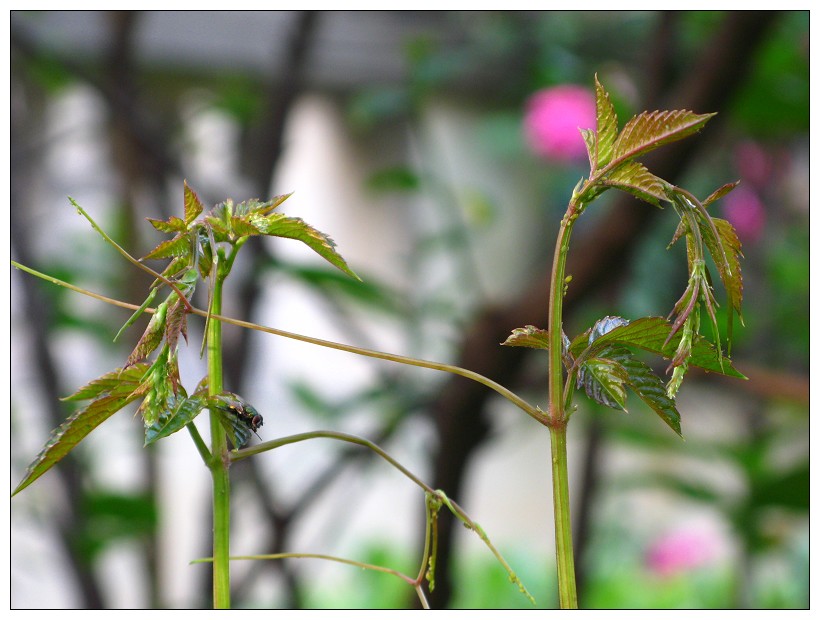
xmin=733 ymin=140 xmax=773 ymax=189
xmin=723 ymin=185 xmax=766 ymax=243
xmin=645 ymin=528 xmax=721 ymax=578
xmin=524 ymin=85 xmax=596 ymax=163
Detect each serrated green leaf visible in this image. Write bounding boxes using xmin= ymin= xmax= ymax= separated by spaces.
xmin=160 ymin=256 xmax=192 ymax=281
xmin=594 ymin=75 xmax=619 ymax=169
xmin=144 ymin=393 xmax=206 ymax=445
xmin=608 ymin=346 xmax=682 ymax=436
xmin=704 ymin=217 xmax=744 ymax=320
xmin=588 ymin=316 xmax=745 ymax=378
xmin=147 ymin=216 xmax=187 ymax=233
xmin=229 ymin=214 xmax=264 ymax=237
xmin=126 ymin=301 xmax=167 ymax=366
xmin=142 ymin=234 xmax=192 ymax=261
xmin=610 ymin=109 xmax=715 ymax=169
xmin=14 ymin=389 xmax=144 ymax=496
xmin=183 ymin=181 xmax=205 ymax=225
xmin=62 ymin=364 xmax=151 ymax=402
xmin=233 ymin=195 xmax=291 ymax=217
xmin=163 ymin=296 xmax=189 ymax=352
xmin=578 ymin=357 xmax=629 ymax=411
xmin=501 ymin=325 xmax=550 ymax=350
xmin=599 ymin=160 xmax=667 ymax=207
xmin=254 ymin=213 xmax=360 ymax=281
xmin=204 ymin=214 xmax=231 ymax=240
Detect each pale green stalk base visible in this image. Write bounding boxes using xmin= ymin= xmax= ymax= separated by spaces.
xmin=207 ymin=269 xmax=231 ymax=609
xmin=549 ymin=425 xmax=578 ymax=609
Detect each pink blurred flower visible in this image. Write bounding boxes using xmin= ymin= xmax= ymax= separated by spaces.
xmin=645 ymin=528 xmax=721 ymax=578
xmin=524 ymin=85 xmax=596 ymax=163
xmin=733 ymin=140 xmax=773 ymax=189
xmin=723 ymin=185 xmax=766 ymax=243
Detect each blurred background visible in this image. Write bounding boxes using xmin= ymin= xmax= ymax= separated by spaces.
xmin=9 ymin=10 xmax=809 ymax=609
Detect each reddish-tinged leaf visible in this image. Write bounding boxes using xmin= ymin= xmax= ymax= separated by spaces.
xmin=229 ymin=215 xmax=263 ymax=237
xmin=594 ymin=75 xmax=618 ymax=170
xmin=232 ymin=195 xmax=292 ymax=217
xmin=183 ymin=181 xmax=205 ymax=225
xmin=164 ymin=296 xmax=189 ymax=352
xmin=706 ymin=218 xmax=744 ymax=340
xmin=599 ymin=161 xmax=667 ymax=207
xmin=126 ymin=301 xmax=167 ymax=366
xmin=253 ymin=213 xmax=360 ymax=281
xmin=142 ymin=234 xmax=191 ymax=261
xmin=147 ymin=216 xmax=187 ymax=233
xmin=62 ymin=363 xmax=150 ymax=402
xmin=501 ymin=325 xmax=550 ymax=350
xmin=13 ymin=389 xmax=144 ymax=496
xmin=703 ymin=181 xmax=740 ymax=208
xmin=610 ymin=109 xmax=715 ymax=169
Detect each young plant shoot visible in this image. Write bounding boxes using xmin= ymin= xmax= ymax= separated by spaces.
xmin=12 ymin=76 xmax=745 ymax=609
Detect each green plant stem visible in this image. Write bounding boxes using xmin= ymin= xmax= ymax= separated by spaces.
xmin=549 ymin=424 xmax=577 ymax=609
xmin=207 ymin=256 xmax=231 ymax=609
xmin=546 ymin=198 xmax=582 ymax=608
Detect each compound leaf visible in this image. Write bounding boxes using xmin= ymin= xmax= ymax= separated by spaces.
xmin=610 ymin=109 xmax=715 ymax=169
xmin=13 ymin=367 xmax=149 ymax=496
xmin=62 ymin=363 xmax=150 ymax=402
xmin=587 ymin=317 xmax=745 ymax=378
xmin=252 ymin=213 xmax=360 ymax=281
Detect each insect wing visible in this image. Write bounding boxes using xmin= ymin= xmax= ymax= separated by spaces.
xmin=208 ymin=393 xmax=263 ymax=447
xmin=216 ymin=408 xmax=252 ymax=449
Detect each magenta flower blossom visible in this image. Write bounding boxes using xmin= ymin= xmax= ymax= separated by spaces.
xmin=645 ymin=528 xmax=722 ymax=577
xmin=723 ymin=185 xmax=766 ymax=243
xmin=524 ymin=85 xmax=596 ymax=163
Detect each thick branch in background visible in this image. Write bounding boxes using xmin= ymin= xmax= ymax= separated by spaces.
xmin=422 ymin=11 xmax=782 ymax=609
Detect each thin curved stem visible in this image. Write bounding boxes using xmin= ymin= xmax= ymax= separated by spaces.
xmin=11 ymin=260 xmax=547 ymax=427
xmin=192 ymin=552 xmax=430 ymax=609
xmin=232 ymin=429 xmax=534 ymax=606
xmin=70 ymin=200 xmax=194 ymax=313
